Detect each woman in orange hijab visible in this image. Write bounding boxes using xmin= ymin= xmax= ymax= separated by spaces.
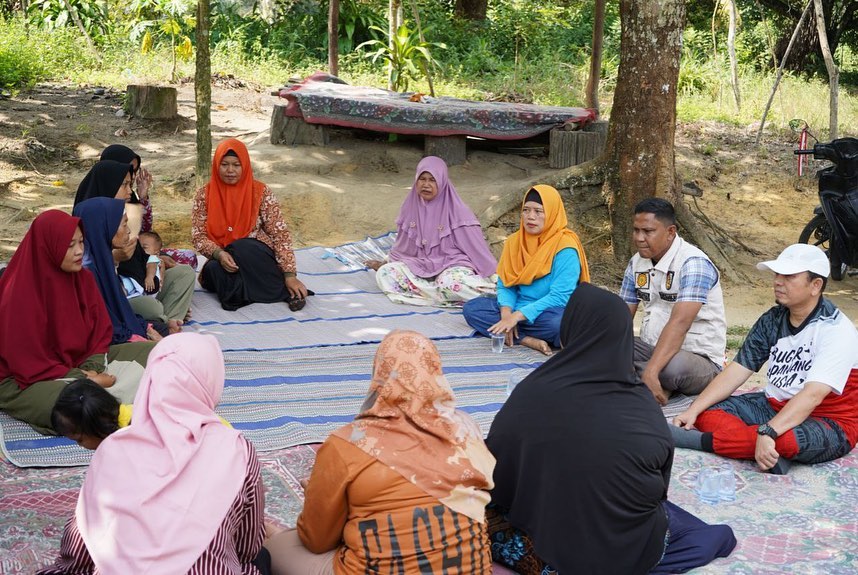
xmin=266 ymin=330 xmax=495 ymax=575
xmin=192 ymin=139 xmax=309 ymax=311
xmin=463 ymin=185 xmax=590 ymax=355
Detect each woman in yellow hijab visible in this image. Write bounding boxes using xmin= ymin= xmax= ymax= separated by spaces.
xmin=463 ymin=185 xmax=590 ymax=355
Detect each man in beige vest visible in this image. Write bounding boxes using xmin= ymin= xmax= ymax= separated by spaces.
xmin=619 ymin=198 xmax=726 ymax=405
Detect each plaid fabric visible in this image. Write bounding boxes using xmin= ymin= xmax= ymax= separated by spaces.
xmin=619 ymin=261 xmax=638 ymax=304
xmin=677 ymin=257 xmax=718 ymax=303
xmin=619 ymin=257 xmax=717 ymax=304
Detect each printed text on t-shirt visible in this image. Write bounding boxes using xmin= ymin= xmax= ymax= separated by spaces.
xmin=767 ymin=342 xmax=813 ymax=389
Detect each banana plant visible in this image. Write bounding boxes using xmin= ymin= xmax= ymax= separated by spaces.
xmin=128 ymin=0 xmax=196 ymax=82
xmin=357 ymin=22 xmax=445 ymax=93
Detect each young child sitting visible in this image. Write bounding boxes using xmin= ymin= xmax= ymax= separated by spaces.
xmin=138 ymin=231 xmax=168 ymax=294
xmin=51 ymin=379 xmax=230 ymax=450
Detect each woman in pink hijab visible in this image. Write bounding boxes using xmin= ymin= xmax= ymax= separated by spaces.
xmin=38 ymin=333 xmax=271 ymax=575
xmin=366 ymin=156 xmax=497 ymax=307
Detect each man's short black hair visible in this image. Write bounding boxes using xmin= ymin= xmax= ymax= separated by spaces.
xmin=634 ymin=198 xmax=676 ymax=227
xmin=808 ymin=271 xmax=827 ymax=293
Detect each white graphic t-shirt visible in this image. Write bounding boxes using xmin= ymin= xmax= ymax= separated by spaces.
xmin=736 ymin=298 xmax=858 ymax=401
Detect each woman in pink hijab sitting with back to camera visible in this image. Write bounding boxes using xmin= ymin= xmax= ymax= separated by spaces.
xmin=366 ymin=156 xmax=497 ymax=307
xmin=38 ymin=333 xmax=271 ymax=575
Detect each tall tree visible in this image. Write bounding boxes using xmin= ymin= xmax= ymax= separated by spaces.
xmin=388 ymin=0 xmax=402 ymax=90
xmin=195 ymin=0 xmax=212 ymax=191
xmin=603 ymin=0 xmax=686 ymax=264
xmin=329 ymin=0 xmax=339 ymax=76
xmin=813 ymin=0 xmax=839 ymax=138
xmin=757 ymin=0 xmax=857 ymax=71
xmin=455 ymin=0 xmax=488 ymax=20
xmin=585 ymin=0 xmax=606 ymax=115
xmin=726 ymin=0 xmax=741 ymax=111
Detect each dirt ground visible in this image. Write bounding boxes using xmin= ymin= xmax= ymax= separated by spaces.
xmin=2 ymin=81 xmax=857 ymax=353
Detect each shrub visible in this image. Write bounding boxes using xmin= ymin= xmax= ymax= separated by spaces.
xmin=0 ymin=19 xmax=47 ymax=89
xmin=0 ymin=18 xmax=100 ymax=89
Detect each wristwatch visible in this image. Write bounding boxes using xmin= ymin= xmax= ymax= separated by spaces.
xmin=757 ymin=423 xmax=779 ymax=440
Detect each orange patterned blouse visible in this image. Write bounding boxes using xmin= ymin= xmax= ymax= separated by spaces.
xmin=191 ymin=185 xmax=297 ymax=275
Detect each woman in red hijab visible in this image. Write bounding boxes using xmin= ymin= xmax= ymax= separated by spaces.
xmin=0 ymin=210 xmax=154 ymax=434
xmin=192 ymin=138 xmax=310 ymax=311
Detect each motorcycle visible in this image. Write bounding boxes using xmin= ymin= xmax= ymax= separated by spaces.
xmin=795 ymin=137 xmax=858 ymax=280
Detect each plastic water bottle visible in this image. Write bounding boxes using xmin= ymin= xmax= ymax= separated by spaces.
xmin=696 ymin=467 xmax=720 ymax=505
xmin=718 ymin=462 xmax=737 ymax=502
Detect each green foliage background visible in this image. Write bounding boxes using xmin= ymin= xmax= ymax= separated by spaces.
xmin=2 ymin=0 xmax=857 ymax=133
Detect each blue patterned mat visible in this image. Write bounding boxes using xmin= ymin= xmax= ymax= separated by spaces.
xmin=0 ymin=236 xmax=545 ymax=467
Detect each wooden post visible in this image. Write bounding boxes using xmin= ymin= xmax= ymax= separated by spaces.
xmin=425 ymin=135 xmax=466 ymax=166
xmin=270 ymin=105 xmax=329 ymax=146
xmin=550 ymin=126 xmax=606 ymax=169
xmin=125 ymin=85 xmax=178 ymax=119
xmin=328 ymin=0 xmax=339 ymax=76
xmin=584 ymin=119 xmax=609 ymax=150
xmin=549 ymin=129 xmax=576 ymax=168
xmin=574 ymin=132 xmax=602 ymax=165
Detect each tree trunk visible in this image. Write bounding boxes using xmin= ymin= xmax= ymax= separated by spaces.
xmin=170 ymin=32 xmax=177 ymax=83
xmin=727 ymin=0 xmax=741 ymax=111
xmin=584 ymin=0 xmax=606 ymax=115
xmin=388 ymin=0 xmax=402 ymax=91
xmin=813 ymin=0 xmax=839 ymax=139
xmin=604 ymin=0 xmax=686 ymax=265
xmin=409 ymin=0 xmax=435 ymax=96
xmin=756 ymin=0 xmax=813 ymax=146
xmin=59 ymin=0 xmax=100 ymax=60
xmin=328 ymin=0 xmax=339 ymax=76
xmin=126 ymin=85 xmax=178 ymax=119
xmin=761 ymin=0 xmax=853 ymax=71
xmin=454 ymin=0 xmax=488 ymax=20
xmin=195 ymin=0 xmax=212 ymax=191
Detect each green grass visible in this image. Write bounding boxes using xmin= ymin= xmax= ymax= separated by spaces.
xmin=678 ymin=69 xmax=858 ymax=138
xmin=1 ymin=16 xmax=856 ymax=139
xmin=0 ymin=20 xmax=98 ymax=89
xmin=726 ymin=325 xmax=750 ymax=351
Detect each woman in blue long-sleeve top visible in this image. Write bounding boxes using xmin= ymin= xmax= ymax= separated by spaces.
xmin=463 ymin=185 xmax=590 ymax=355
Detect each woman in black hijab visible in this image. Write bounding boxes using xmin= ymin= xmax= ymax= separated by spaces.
xmin=486 ymin=283 xmax=735 ymax=575
xmin=99 ymin=144 xmax=198 ymax=268
xmin=74 ymin=160 xmax=195 ymax=332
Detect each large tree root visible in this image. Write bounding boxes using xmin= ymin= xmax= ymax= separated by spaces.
xmin=478 ymin=159 xmax=608 ymax=228
xmin=674 ymin=197 xmax=751 ymax=283
xmin=480 ymin=157 xmax=755 ymax=285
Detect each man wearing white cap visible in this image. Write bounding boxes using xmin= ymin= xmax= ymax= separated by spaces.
xmin=672 ymin=244 xmax=858 ymax=474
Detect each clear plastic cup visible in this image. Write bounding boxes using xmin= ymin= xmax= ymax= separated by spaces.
xmin=718 ymin=462 xmax=737 ymax=502
xmin=697 ymin=466 xmax=720 ymax=505
xmin=507 ymin=373 xmax=523 ymax=397
xmin=491 ymin=334 xmax=505 ymax=353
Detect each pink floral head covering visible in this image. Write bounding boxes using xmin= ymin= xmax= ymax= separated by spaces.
xmin=333 ymin=330 xmax=495 ymax=522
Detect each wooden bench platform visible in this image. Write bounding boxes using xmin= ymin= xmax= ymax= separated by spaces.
xmin=270 ymin=103 xmax=607 ymax=167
